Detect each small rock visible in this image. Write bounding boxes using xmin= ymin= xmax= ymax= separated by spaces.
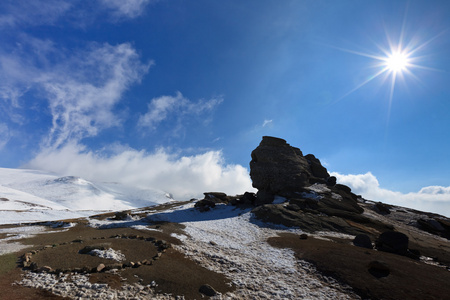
xmin=199 ymin=284 xmax=218 ymax=296
xmin=374 ymin=202 xmax=391 ymax=215
xmin=39 ymin=266 xmax=53 ymax=273
xmin=353 ymin=234 xmax=373 ymax=249
xmin=299 ymin=234 xmax=308 ymax=240
xmin=96 ymin=263 xmax=106 ymax=272
xmin=113 ymin=211 xmax=131 ymax=220
xmin=29 ymin=262 xmax=38 ymax=271
xmin=142 ymin=259 xmax=152 ymax=265
xmin=209 ymin=241 xmax=217 ymax=246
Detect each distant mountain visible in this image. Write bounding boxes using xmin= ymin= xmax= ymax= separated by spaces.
xmin=0 ymin=167 xmax=173 ymax=224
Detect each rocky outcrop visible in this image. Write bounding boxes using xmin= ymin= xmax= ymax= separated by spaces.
xmin=249 ymin=136 xmax=314 ymax=202
xmin=249 ymin=136 xmax=396 ymax=236
xmin=250 ymin=136 xmax=335 ymax=204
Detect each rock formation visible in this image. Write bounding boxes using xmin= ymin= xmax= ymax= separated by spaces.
xmin=249 ymin=136 xmax=393 ymax=235
xmin=250 ymin=136 xmax=334 ymax=204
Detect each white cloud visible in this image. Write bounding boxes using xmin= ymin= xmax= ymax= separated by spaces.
xmin=100 ymin=0 xmax=153 ymax=18
xmin=0 ymin=123 xmax=10 ymax=150
xmin=332 ymin=171 xmax=450 ymax=217
xmin=41 ymin=43 xmax=151 ymax=149
xmin=0 ymin=0 xmax=153 ymax=30
xmin=138 ymin=91 xmax=223 ymax=130
xmin=262 ymin=119 xmax=273 ymax=127
xmin=0 ymin=0 xmax=72 ymax=28
xmin=0 ymin=40 xmax=151 ymax=149
xmin=26 ymin=143 xmax=255 ymax=200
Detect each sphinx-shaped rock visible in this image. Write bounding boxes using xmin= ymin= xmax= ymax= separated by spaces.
xmin=250 ymin=136 xmax=328 ymax=202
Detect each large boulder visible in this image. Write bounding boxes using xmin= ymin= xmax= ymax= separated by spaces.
xmin=250 ymin=136 xmax=314 ymax=198
xmin=375 ymin=231 xmax=409 ymax=255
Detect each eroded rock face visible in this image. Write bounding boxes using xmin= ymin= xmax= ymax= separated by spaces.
xmin=250 ymin=136 xmax=313 ymax=198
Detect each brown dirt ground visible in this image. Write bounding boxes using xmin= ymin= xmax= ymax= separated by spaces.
xmin=268 ymin=233 xmax=450 ymax=300
xmin=0 ymin=220 xmax=233 ymax=300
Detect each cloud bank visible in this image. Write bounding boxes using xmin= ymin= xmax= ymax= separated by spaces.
xmin=332 ymin=171 xmax=450 ymax=217
xmin=26 ymin=143 xmax=254 ymax=200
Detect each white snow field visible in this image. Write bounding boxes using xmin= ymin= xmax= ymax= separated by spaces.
xmin=0 ymin=167 xmax=173 ymax=225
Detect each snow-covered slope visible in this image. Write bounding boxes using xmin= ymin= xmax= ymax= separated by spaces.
xmin=0 ymin=167 xmax=173 ymax=224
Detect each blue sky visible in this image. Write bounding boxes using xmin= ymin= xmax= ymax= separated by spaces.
xmin=1 ymin=0 xmax=450 ymax=215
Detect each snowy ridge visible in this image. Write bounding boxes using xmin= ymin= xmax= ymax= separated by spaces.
xmin=0 ymin=167 xmax=173 ymax=224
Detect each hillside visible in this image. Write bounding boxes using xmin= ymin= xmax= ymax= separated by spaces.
xmin=0 ymin=167 xmax=173 ymax=225
xmin=1 ymin=137 xmax=450 ymax=299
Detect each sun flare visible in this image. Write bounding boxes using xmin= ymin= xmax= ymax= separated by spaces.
xmin=384 ymin=51 xmax=410 ymax=73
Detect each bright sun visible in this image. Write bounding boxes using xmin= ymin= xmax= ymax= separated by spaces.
xmin=384 ymin=51 xmax=410 ymax=73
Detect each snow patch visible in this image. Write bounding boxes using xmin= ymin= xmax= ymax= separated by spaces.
xmin=89 ymin=248 xmax=126 ymax=261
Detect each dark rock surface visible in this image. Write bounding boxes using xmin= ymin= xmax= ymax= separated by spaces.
xmin=353 ymin=234 xmax=373 ymax=249
xmin=375 ymin=231 xmax=409 ymax=256
xmin=248 ymin=136 xmax=394 ymax=236
xmin=249 ymin=136 xmax=313 ymax=198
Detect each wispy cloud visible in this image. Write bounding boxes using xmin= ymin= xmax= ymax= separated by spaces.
xmin=332 ymin=171 xmax=450 ymax=217
xmin=262 ymin=119 xmax=273 ymax=127
xmin=42 ymin=43 xmax=151 ymax=149
xmin=0 ymin=123 xmax=10 ymax=150
xmin=0 ymin=39 xmax=151 ymax=149
xmin=0 ymin=0 xmax=153 ymax=29
xmin=100 ymin=0 xmax=154 ymax=18
xmin=26 ymin=143 xmax=254 ymax=200
xmin=138 ymin=91 xmax=223 ymax=130
xmin=0 ymin=0 xmax=72 ymax=28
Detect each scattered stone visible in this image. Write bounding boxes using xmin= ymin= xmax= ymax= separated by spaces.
xmin=368 ymin=260 xmax=390 ymax=278
xmin=195 ymin=199 xmax=216 ymax=212
xmin=113 ymin=211 xmax=131 ymax=220
xmin=203 ymin=192 xmax=229 ymax=203
xmin=199 ymin=284 xmax=218 ymax=296
xmin=141 ymin=260 xmax=152 ymax=266
xmin=96 ymin=264 xmax=106 ymax=272
xmin=156 ymin=240 xmax=170 ymax=250
xmin=375 ymin=231 xmax=409 ymax=255
xmin=299 ymin=234 xmax=308 ymax=240
xmin=237 ymin=192 xmax=257 ymax=206
xmin=106 ymin=263 xmax=124 ymax=270
xmin=353 ymin=234 xmax=373 ymax=249
xmin=374 ymin=202 xmax=391 ymax=215
xmin=29 ymin=262 xmax=38 ymax=271
xmin=209 ymin=241 xmax=217 ymax=246
xmin=38 ymin=266 xmax=53 ymax=273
